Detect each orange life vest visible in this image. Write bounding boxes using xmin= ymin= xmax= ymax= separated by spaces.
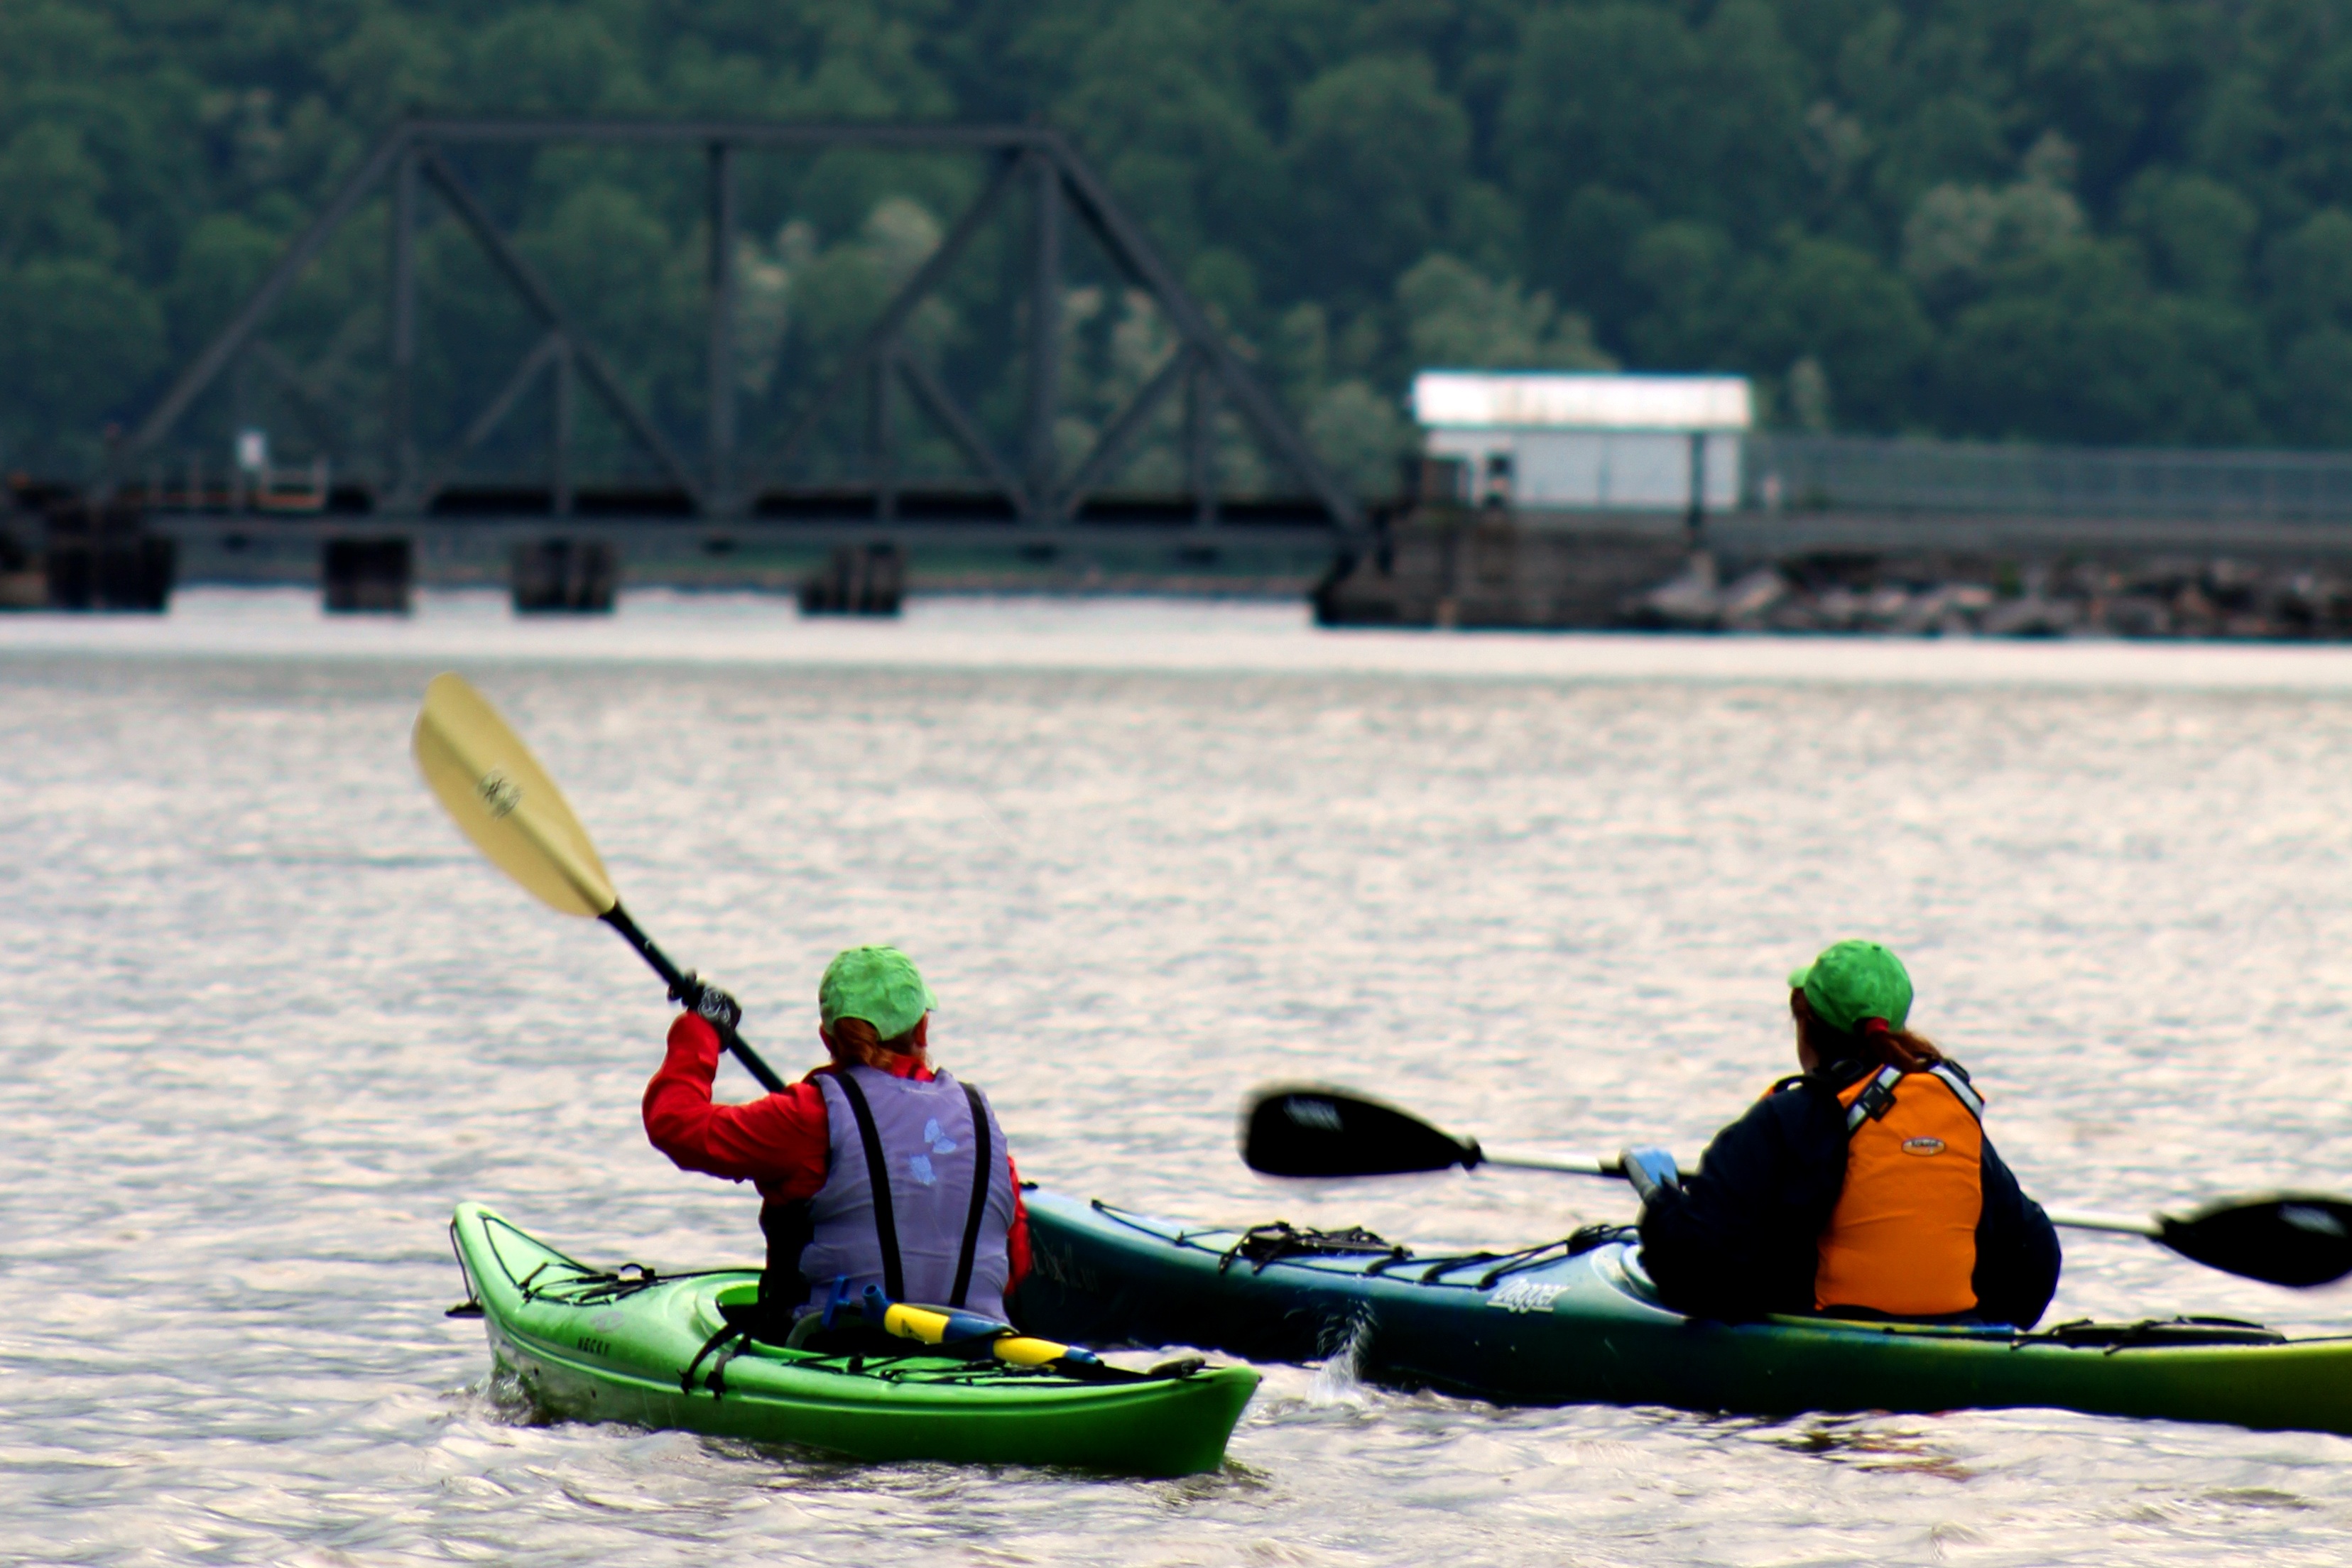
xmin=1814 ymin=1062 xmax=1987 ymax=1317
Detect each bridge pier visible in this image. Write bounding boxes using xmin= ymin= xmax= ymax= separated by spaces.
xmin=0 ymin=486 xmax=176 ymax=611
xmin=512 ymin=538 xmax=618 ymax=613
xmin=799 ymin=543 xmax=905 ymax=615
xmin=322 ymin=537 xmax=413 ymax=613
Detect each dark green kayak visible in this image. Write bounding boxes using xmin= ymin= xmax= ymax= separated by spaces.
xmin=448 ymin=1203 xmax=1258 ymax=1476
xmin=1011 ymin=1190 xmax=2352 ymax=1434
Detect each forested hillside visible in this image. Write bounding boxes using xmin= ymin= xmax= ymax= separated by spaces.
xmin=9 ymin=1 xmax=2352 ymax=487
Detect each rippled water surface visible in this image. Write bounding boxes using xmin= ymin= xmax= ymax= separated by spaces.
xmin=8 ymin=589 xmax=2352 ymax=1565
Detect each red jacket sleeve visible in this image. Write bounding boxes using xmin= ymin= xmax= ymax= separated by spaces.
xmin=641 ymin=1013 xmax=832 ymax=1202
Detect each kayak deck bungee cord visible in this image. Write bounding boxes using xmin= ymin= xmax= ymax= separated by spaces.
xmin=1010 ymin=1191 xmax=2352 ymax=1434
xmin=448 ymin=1204 xmax=1258 ymax=1476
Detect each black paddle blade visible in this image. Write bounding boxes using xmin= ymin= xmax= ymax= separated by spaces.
xmin=1241 ymin=1084 xmax=1479 ymax=1177
xmin=2157 ymin=1194 xmax=2352 ymax=1287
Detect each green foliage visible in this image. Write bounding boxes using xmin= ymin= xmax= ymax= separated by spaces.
xmin=1285 ymin=56 xmax=1470 ymax=303
xmin=16 ymin=0 xmax=2352 ymax=483
xmin=0 ymin=259 xmax=164 ymax=472
xmin=1396 ymin=254 xmax=1613 ymax=372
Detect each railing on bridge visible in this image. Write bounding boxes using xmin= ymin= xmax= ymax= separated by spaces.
xmin=1749 ymin=435 xmax=2352 ymax=523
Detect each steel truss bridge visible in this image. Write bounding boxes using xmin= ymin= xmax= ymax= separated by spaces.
xmin=104 ymin=118 xmax=1364 ymax=568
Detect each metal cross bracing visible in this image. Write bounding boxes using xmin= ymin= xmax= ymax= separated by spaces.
xmin=109 ymin=119 xmax=1363 ymax=540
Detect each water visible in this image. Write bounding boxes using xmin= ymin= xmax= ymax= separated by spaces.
xmin=6 ymin=589 xmax=2352 ymax=1565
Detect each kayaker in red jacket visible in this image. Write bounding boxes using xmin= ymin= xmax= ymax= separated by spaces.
xmin=643 ymin=945 xmax=1031 ymax=1332
xmin=1625 ymin=940 xmax=2061 ymax=1326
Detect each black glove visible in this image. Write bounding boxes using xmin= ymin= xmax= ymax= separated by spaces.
xmin=672 ymin=973 xmax=741 ymax=1033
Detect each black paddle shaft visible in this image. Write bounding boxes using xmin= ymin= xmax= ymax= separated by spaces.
xmin=600 ymin=905 xmax=786 ymax=1093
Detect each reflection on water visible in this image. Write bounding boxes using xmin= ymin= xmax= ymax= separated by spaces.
xmin=1769 ymin=1414 xmax=1980 ymax=1482
xmin=6 ymin=592 xmax=2352 ymax=1564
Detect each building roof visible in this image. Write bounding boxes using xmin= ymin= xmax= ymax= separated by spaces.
xmin=1411 ymin=371 xmax=1753 ymax=432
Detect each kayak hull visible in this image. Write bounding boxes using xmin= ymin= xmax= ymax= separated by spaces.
xmin=450 ymin=1202 xmax=1256 ymax=1476
xmin=1013 ymin=1191 xmax=2352 ymax=1435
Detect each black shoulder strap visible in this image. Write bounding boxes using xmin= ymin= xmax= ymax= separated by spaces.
xmin=949 ymin=1080 xmax=993 ymax=1310
xmin=829 ymin=1069 xmax=905 ymax=1302
xmin=1844 ymin=1063 xmax=1905 ymax=1133
xmin=1836 ymin=1061 xmax=1986 ymax=1136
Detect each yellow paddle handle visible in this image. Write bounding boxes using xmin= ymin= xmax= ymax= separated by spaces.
xmin=880 ymin=1302 xmax=1073 ymax=1366
xmin=989 ymin=1336 xmax=1073 ymax=1367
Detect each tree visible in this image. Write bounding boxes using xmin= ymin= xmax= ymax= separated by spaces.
xmin=1395 ymin=254 xmax=1613 ymax=372
xmin=0 ymin=259 xmax=165 ymax=470
xmin=1738 ymin=239 xmax=1932 ymax=430
xmin=1501 ymin=1 xmax=1807 ymax=270
xmin=1283 ymin=55 xmax=1471 ymax=304
xmin=2121 ymin=171 xmax=2259 ymax=299
xmin=1937 ymin=244 xmax=2265 ymax=445
xmin=1623 ymin=220 xmax=1736 ymax=369
xmin=16 ymin=0 xmax=2352 ymax=476
xmin=0 ymin=124 xmax=119 ymax=267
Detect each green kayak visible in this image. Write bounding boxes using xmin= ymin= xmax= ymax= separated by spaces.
xmin=447 ymin=1202 xmax=1258 ymax=1476
xmin=1011 ymin=1190 xmax=2352 ymax=1434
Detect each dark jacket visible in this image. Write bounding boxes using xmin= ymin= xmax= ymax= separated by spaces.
xmin=1636 ymin=1060 xmax=2062 ymax=1326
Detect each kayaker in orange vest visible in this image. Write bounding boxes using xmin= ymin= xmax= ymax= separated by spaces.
xmin=1623 ymin=940 xmax=2061 ymax=1324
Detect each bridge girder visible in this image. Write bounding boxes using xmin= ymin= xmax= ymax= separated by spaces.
xmin=110 ymin=119 xmax=1364 ymax=539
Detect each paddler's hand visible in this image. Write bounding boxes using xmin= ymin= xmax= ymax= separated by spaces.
xmin=672 ymin=973 xmax=741 ymax=1034
xmin=1618 ymin=1146 xmax=1680 ymax=1206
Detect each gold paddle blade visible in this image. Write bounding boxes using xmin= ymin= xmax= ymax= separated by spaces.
xmin=412 ymin=672 xmax=616 ymax=918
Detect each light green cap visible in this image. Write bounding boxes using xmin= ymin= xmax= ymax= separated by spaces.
xmin=819 ymin=945 xmax=937 ymax=1040
xmin=1787 ymin=939 xmax=1912 ymax=1033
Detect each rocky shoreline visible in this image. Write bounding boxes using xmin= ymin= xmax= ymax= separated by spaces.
xmin=1312 ymin=511 xmax=2352 ymax=638
xmin=1630 ymin=553 xmax=2352 ymax=639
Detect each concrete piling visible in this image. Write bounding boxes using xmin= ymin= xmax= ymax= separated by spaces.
xmin=40 ymin=501 xmax=175 ymax=612
xmin=799 ymin=542 xmax=905 ymax=615
xmin=511 ymin=538 xmax=617 ymax=613
xmin=322 ymin=537 xmax=413 ymax=614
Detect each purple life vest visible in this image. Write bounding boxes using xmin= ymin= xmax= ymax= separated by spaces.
xmin=794 ymin=1064 xmax=1015 ymax=1319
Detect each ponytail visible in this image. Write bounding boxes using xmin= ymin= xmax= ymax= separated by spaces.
xmin=824 ymin=1015 xmax=931 ymax=1073
xmin=1792 ymin=989 xmax=1945 ymax=1073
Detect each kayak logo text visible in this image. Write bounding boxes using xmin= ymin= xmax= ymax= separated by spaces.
xmin=1486 ymin=1279 xmax=1567 ymax=1314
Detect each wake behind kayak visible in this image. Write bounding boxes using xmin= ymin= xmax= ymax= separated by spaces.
xmin=447 ymin=1203 xmax=1258 ymax=1476
xmin=1011 ymin=1190 xmax=2352 ymax=1435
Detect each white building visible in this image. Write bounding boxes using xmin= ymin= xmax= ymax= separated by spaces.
xmin=1410 ymin=371 xmax=1752 ymax=513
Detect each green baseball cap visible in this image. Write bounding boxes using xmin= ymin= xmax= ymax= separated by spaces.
xmin=1787 ymin=940 xmax=1912 ymax=1032
xmin=819 ymin=945 xmax=937 ymax=1040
